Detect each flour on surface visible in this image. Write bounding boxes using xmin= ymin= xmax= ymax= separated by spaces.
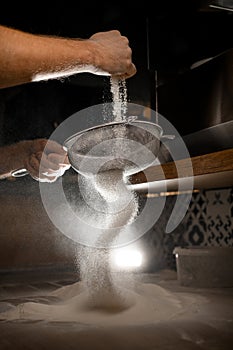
xmin=0 ymin=78 xmax=207 ymax=326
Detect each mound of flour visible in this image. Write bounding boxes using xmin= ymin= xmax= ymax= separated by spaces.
xmin=1 ymin=78 xmax=208 ymax=327
xmin=0 ymin=279 xmax=206 ymax=327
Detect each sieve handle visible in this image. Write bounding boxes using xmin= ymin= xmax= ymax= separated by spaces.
xmin=11 ymin=168 xmax=29 ymax=177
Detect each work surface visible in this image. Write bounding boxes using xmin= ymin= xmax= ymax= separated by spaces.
xmin=0 ymin=269 xmax=232 ymax=350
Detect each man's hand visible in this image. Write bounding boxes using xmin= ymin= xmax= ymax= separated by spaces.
xmin=89 ymin=30 xmax=137 ymax=79
xmin=24 ymin=139 xmax=70 ymax=183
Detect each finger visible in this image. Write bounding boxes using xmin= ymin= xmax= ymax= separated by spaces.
xmin=40 ymin=154 xmax=61 ymax=171
xmin=44 ymin=140 xmax=67 ymax=156
xmin=47 ymin=153 xmax=70 ymax=166
xmin=26 ymin=153 xmax=41 ymax=173
xmin=34 ymin=151 xmax=69 ymax=171
xmin=115 ymin=63 xmax=137 ymax=80
xmin=24 ymin=156 xmax=40 ymax=180
xmin=25 ymin=155 xmax=59 ymax=182
xmin=29 ymin=152 xmax=60 ymax=172
xmin=26 ymin=153 xmax=59 ymax=176
xmin=127 ymin=62 xmax=137 ymax=78
xmin=25 ymin=154 xmax=49 ymax=179
xmin=31 ymin=162 xmax=58 ymax=181
xmin=39 ymin=155 xmax=69 ymax=177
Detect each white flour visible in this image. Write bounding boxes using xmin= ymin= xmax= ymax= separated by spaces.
xmin=77 ymin=78 xmax=139 ymax=310
xmin=0 ymin=78 xmax=207 ymax=326
xmin=0 ymin=279 xmax=207 ymax=326
xmin=78 ymin=167 xmax=139 ymax=311
xmin=110 ymin=77 xmax=128 ymax=122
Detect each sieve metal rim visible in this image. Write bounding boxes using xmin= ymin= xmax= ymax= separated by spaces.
xmin=63 ymin=119 xmax=164 ymax=152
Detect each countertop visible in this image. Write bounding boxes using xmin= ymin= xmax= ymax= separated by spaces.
xmin=0 ymin=269 xmax=232 ymax=350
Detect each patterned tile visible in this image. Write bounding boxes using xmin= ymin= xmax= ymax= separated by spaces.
xmin=206 ymin=188 xmax=233 ymax=247
xmin=147 ymin=187 xmax=233 ymax=270
xmin=182 ymin=190 xmax=208 ymax=246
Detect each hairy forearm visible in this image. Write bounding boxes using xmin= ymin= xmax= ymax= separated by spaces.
xmin=0 ymin=25 xmax=97 ymax=88
xmin=0 ymin=141 xmax=31 ymax=179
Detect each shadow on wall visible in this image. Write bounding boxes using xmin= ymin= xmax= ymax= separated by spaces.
xmin=0 ymin=175 xmax=78 ymax=271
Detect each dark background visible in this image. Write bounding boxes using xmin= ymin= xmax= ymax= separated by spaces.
xmin=0 ymin=0 xmax=233 ymax=145
xmin=0 ymin=0 xmax=232 ymax=276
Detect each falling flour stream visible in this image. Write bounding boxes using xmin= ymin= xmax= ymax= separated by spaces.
xmin=77 ymin=77 xmax=139 ymax=311
xmin=0 ymin=77 xmax=207 ymax=326
xmin=78 ymin=168 xmax=139 ymax=311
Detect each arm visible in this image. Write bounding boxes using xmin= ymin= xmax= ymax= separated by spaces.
xmin=0 ymin=25 xmax=136 ymax=89
xmin=0 ymin=139 xmax=70 ymax=182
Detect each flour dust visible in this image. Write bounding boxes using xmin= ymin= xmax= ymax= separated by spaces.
xmin=0 ymin=78 xmax=209 ymax=325
xmin=76 ymin=77 xmax=139 ymax=311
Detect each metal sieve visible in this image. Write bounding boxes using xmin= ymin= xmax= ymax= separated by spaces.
xmin=63 ymin=119 xmax=174 ymax=177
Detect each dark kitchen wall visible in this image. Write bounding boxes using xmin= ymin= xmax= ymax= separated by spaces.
xmin=0 ymin=1 xmax=233 ymax=272
xmin=1 ymin=1 xmax=233 ymax=144
xmin=0 ymin=1 xmax=148 ymax=145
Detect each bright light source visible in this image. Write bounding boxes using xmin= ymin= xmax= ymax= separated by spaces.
xmin=113 ymin=249 xmax=143 ymax=268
